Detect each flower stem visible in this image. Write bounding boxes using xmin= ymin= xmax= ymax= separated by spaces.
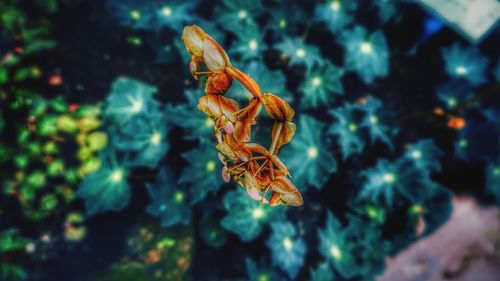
xmin=226 ymin=65 xmax=262 ymax=100
xmin=269 ymin=122 xmax=283 ymax=155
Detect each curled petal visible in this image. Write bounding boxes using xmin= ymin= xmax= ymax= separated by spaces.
xmin=222 ymin=166 xmax=231 ymax=183
xmin=272 ymin=121 xmax=296 ymax=152
xmin=269 ymin=192 xmax=282 ymax=206
xmin=181 ymin=25 xmax=206 ymax=57
xmin=244 ymin=143 xmax=268 ymax=156
xmin=203 ymin=38 xmax=230 ymax=72
xmin=262 ymin=93 xmax=295 ymax=121
xmin=270 ymin=155 xmax=290 ymax=176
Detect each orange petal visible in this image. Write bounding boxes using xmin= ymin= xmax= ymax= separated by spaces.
xmin=269 ymin=192 xmax=283 ymax=206
xmin=218 ymin=96 xmax=239 ymax=122
xmin=270 ymin=177 xmax=303 ymax=206
xmin=244 ymin=143 xmax=268 ymax=155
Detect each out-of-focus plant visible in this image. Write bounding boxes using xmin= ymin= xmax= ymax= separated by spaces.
xmin=441 ymin=43 xmax=489 ymax=86
xmin=265 ymin=221 xmax=307 ymax=279
xmin=93 ymin=219 xmax=193 ymax=281
xmin=340 ymin=25 xmax=389 ymax=84
xmin=0 ymin=0 xmax=103 ymax=225
xmin=0 ymin=229 xmax=30 ymax=281
xmin=281 ymin=115 xmax=337 ymax=190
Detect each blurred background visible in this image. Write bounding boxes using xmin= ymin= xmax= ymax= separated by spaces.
xmin=0 ymin=0 xmax=499 ymax=280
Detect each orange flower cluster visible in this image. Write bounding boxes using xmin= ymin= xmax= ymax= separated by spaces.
xmin=181 ymin=25 xmax=303 ymax=207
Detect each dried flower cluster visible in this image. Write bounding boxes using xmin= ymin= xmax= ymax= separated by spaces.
xmin=181 ymin=25 xmax=303 ymax=206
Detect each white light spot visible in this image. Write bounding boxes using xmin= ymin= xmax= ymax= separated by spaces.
xmin=348 ymin=123 xmax=357 ymax=132
xmin=111 ymin=169 xmax=124 ymax=183
xmin=455 ymin=66 xmax=468 ymax=75
xmin=279 ymin=19 xmax=287 ymax=29
xmin=252 ymin=207 xmax=264 ymax=219
xmin=411 ymin=150 xmax=422 ymax=159
xmin=249 ymin=39 xmax=258 ymax=50
xmin=312 ymin=76 xmax=322 ymax=87
xmin=283 ymin=237 xmax=293 ymax=251
xmin=174 ymin=191 xmax=184 ymax=202
xmin=383 ymin=173 xmax=396 ymax=183
xmin=206 ymin=160 xmax=216 ymax=172
xmin=161 ymin=6 xmax=172 ymax=16
xmin=130 ymin=10 xmax=141 ymax=21
xmin=150 ymin=132 xmax=162 ymax=145
xmin=130 ymin=99 xmax=143 ymax=113
xmin=330 ymin=1 xmax=341 ymax=11
xmin=307 ymin=146 xmax=318 ymax=159
xmin=26 ymin=243 xmax=36 ymax=253
xmin=360 ymin=42 xmax=373 ymax=54
xmin=238 ymin=10 xmax=248 ymax=19
xmin=370 ymin=115 xmax=379 ymax=124
xmin=330 ymin=245 xmax=342 ymax=259
xmin=296 ymin=48 xmax=306 ymax=58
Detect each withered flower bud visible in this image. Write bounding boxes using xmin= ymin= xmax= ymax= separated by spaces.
xmin=262 ymin=93 xmax=295 ymax=121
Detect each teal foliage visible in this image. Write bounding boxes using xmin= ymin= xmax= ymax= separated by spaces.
xmin=441 ymin=43 xmax=489 ymax=86
xmin=104 ymin=77 xmax=160 ymax=124
xmin=243 ymin=258 xmax=284 ymax=281
xmin=314 ymin=0 xmax=357 ymax=33
xmin=230 ymin=22 xmax=267 ymax=63
xmin=111 ymin=111 xmax=169 ymax=168
xmin=486 ymin=161 xmax=500 ymax=204
xmin=105 ymin=77 xmax=168 ymax=168
xmin=77 ymin=151 xmax=131 ymax=215
xmin=165 ymin=89 xmax=215 ymax=140
xmin=437 ymin=81 xmax=474 ymax=110
xmin=106 ymin=0 xmax=196 ymax=32
xmin=318 ymin=211 xmax=389 ymax=279
xmin=309 ymin=262 xmax=335 ymax=281
xmin=266 ymin=222 xmax=307 ymax=279
xmin=281 ymin=115 xmax=337 ymax=190
xmin=179 ymin=140 xmax=223 ymax=204
xmin=359 ymin=139 xmax=446 ymax=208
xmin=340 ymin=26 xmax=389 ymax=83
xmin=214 ymin=0 xmax=263 ymax=34
xmin=221 ymin=189 xmax=285 ymax=241
xmin=299 ymin=61 xmax=344 ymax=108
xmin=275 ymin=37 xmax=322 ymax=70
xmin=328 ymin=96 xmax=394 ymax=159
xmin=145 ymin=168 xmax=192 ymax=227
